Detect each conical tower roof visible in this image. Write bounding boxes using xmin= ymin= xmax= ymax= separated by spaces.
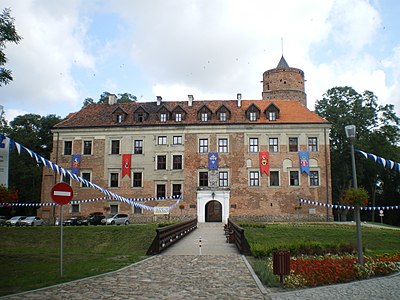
xmin=277 ymin=55 xmax=289 ymax=69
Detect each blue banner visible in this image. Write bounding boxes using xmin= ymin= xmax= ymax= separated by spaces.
xmin=299 ymin=151 xmax=309 ymax=175
xmin=208 ymin=152 xmax=218 ymax=170
xmin=71 ymin=154 xmax=81 ymax=175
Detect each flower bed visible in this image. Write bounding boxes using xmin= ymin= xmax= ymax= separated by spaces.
xmin=285 ymin=255 xmax=399 ymax=288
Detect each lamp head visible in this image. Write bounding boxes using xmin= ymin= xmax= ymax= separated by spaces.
xmin=345 ymin=125 xmax=356 ymax=139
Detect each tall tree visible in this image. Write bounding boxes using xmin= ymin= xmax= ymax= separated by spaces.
xmin=0 ymin=8 xmax=22 ymax=86
xmin=315 ymin=87 xmax=400 ymax=224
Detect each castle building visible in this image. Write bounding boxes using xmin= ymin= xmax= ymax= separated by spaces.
xmin=39 ymin=56 xmax=331 ymax=223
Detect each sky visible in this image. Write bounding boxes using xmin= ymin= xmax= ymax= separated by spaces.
xmin=1 ymin=0 xmax=400 ymax=123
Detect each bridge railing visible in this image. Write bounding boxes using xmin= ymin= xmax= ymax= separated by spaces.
xmin=227 ymin=218 xmax=252 ymax=255
xmin=146 ymin=218 xmax=198 ymax=255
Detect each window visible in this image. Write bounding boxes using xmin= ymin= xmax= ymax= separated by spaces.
xmin=134 ymin=206 xmax=142 ymax=214
xmin=110 ymin=172 xmax=119 ymax=187
xmin=157 ymin=155 xmax=167 ymax=170
xmin=160 ymin=113 xmax=167 ymax=122
xmin=173 ymin=136 xmax=182 ymax=145
xmin=158 ymin=136 xmax=167 ymax=145
xmin=201 ymin=113 xmax=208 ymax=121
xmin=137 ymin=114 xmax=144 ymax=122
xmin=219 ymin=171 xmax=228 ymax=187
xmin=219 ymin=112 xmax=227 ymax=121
xmin=310 ymin=171 xmax=319 ymax=186
xmin=173 ymin=155 xmax=182 ymax=169
xmin=111 ymin=140 xmax=120 ymax=155
xmin=157 ymin=184 xmax=166 ymax=198
xmin=308 ymin=137 xmax=318 ymax=152
xmin=110 ymin=204 xmax=118 ymax=214
xmin=269 ymin=111 xmax=276 ymax=121
xmin=133 ymin=172 xmax=142 ymax=187
xmin=71 ymin=204 xmax=79 ymax=213
xmin=173 ymin=184 xmax=182 ymax=197
xmin=249 ymin=112 xmax=257 ymax=121
xmin=63 ymin=141 xmax=72 ymax=155
xmin=290 ymin=171 xmax=299 ymax=186
xmin=249 ymin=138 xmax=259 ymax=152
xmin=81 ymin=172 xmax=91 ymax=188
xmin=116 ymin=115 xmax=123 ymax=123
xmin=83 ymin=140 xmax=92 ymax=155
xmin=134 ymin=140 xmax=143 ymax=154
xmin=269 ymin=171 xmax=279 ymax=186
xmin=175 ymin=113 xmax=182 ymax=122
xmin=199 ymin=139 xmax=208 ymax=153
xmin=61 ymin=174 xmax=71 ymax=185
xmin=218 ymin=138 xmax=228 ymax=153
xmin=199 ymin=172 xmax=208 ymax=187
xmin=249 ymin=171 xmax=260 ymax=186
xmin=269 ymin=138 xmax=279 ymax=153
xmin=289 ymin=137 xmax=298 ymax=152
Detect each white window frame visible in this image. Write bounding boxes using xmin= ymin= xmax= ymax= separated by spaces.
xmin=249 ymin=171 xmax=260 ymax=186
xmin=249 ymin=138 xmax=259 ymax=153
xmin=158 ymin=136 xmax=167 ymax=145
xmin=173 ymin=136 xmax=182 ymax=145
xmin=218 ymin=138 xmax=228 ymax=153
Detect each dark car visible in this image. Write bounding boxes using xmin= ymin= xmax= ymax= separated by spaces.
xmin=63 ymin=216 xmax=85 ymax=226
xmin=0 ymin=216 xmax=6 ymax=226
xmin=83 ymin=213 xmax=105 ymax=225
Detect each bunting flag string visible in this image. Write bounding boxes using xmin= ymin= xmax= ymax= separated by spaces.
xmin=299 ymin=198 xmax=400 ymax=211
xmin=355 ymin=149 xmax=400 ymax=172
xmin=0 ymin=133 xmax=182 ymax=211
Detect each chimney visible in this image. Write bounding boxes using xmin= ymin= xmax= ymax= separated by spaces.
xmin=108 ymin=94 xmax=117 ymax=105
xmin=188 ymin=94 xmax=194 ymax=107
xmin=237 ymin=93 xmax=242 ymax=107
xmin=156 ymin=96 xmax=162 ymax=106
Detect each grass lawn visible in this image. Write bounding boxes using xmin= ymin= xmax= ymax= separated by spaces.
xmin=243 ymin=222 xmax=400 ymax=257
xmin=0 ymin=224 xmax=157 ymax=296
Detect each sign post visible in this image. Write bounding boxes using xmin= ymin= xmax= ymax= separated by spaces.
xmin=51 ymin=183 xmax=73 ymax=277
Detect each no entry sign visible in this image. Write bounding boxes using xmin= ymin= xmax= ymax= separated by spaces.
xmin=51 ymin=183 xmax=73 ymax=205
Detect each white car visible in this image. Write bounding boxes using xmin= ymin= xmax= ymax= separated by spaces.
xmin=102 ymin=214 xmax=129 ymax=225
xmin=21 ymin=216 xmax=44 ymax=226
xmin=5 ymin=216 xmax=26 ymax=226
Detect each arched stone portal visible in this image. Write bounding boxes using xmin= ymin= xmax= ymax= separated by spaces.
xmin=205 ymin=200 xmax=222 ymax=222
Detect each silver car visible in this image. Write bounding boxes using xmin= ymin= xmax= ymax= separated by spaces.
xmin=102 ymin=214 xmax=129 ymax=225
xmin=21 ymin=216 xmax=44 ymax=226
xmin=5 ymin=216 xmax=26 ymax=226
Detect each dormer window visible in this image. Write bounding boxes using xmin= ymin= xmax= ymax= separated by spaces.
xmin=137 ymin=114 xmax=144 ymax=122
xmin=172 ymin=105 xmax=186 ymax=122
xmin=175 ymin=113 xmax=182 ymax=122
xmin=112 ymin=107 xmax=127 ymax=124
xmin=265 ymin=103 xmax=280 ymax=121
xmin=134 ymin=106 xmax=149 ymax=123
xmin=197 ymin=105 xmax=212 ymax=122
xmin=216 ymin=105 xmax=231 ymax=121
xmin=160 ymin=113 xmax=167 ymax=122
xmin=245 ymin=104 xmax=260 ymax=121
xmin=201 ymin=113 xmax=208 ymax=121
xmin=219 ymin=112 xmax=227 ymax=121
xmin=116 ymin=115 xmax=123 ymax=123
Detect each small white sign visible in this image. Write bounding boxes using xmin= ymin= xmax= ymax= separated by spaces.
xmin=154 ymin=207 xmax=170 ymax=215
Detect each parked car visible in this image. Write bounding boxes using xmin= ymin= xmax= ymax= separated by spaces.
xmin=102 ymin=214 xmax=129 ymax=225
xmin=5 ymin=216 xmax=26 ymax=226
xmin=83 ymin=212 xmax=105 ymax=225
xmin=0 ymin=216 xmax=7 ymax=226
xmin=21 ymin=216 xmax=44 ymax=226
xmin=63 ymin=216 xmax=85 ymax=226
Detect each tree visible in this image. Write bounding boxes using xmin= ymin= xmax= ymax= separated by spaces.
xmin=118 ymin=93 xmax=137 ymax=102
xmin=82 ymin=92 xmax=137 ymax=106
xmin=315 ymin=86 xmax=400 ymax=224
xmin=0 ymin=8 xmax=22 ymax=86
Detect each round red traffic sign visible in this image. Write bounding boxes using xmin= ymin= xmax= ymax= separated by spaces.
xmin=51 ymin=183 xmax=73 ymax=205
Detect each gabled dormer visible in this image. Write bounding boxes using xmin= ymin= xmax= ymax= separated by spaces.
xmin=216 ymin=104 xmax=231 ymax=121
xmin=171 ymin=105 xmax=187 ymax=122
xmin=112 ymin=106 xmax=128 ymax=124
xmin=197 ymin=105 xmax=213 ymax=122
xmin=264 ymin=103 xmax=280 ymax=121
xmin=133 ymin=106 xmax=149 ymax=123
xmin=156 ymin=105 xmax=171 ymax=123
xmin=245 ymin=103 xmax=261 ymax=121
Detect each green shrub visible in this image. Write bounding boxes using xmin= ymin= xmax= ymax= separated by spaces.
xmin=157 ymin=221 xmax=177 ymax=228
xmin=252 ymin=258 xmax=280 ymax=287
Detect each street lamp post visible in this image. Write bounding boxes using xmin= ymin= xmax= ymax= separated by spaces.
xmin=345 ymin=125 xmax=364 ymax=265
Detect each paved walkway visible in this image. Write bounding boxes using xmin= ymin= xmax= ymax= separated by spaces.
xmin=2 ymin=222 xmax=400 ymax=299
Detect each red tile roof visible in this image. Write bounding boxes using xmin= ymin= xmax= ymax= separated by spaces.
xmin=54 ymin=99 xmax=329 ymax=128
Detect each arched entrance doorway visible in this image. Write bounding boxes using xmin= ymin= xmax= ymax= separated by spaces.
xmin=205 ymin=200 xmax=222 ymax=222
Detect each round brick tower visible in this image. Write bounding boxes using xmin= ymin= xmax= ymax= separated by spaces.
xmin=262 ymin=56 xmax=307 ymax=106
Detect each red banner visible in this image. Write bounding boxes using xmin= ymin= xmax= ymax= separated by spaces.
xmin=259 ymin=152 xmax=269 ymax=176
xmin=122 ymin=154 xmax=131 ymax=178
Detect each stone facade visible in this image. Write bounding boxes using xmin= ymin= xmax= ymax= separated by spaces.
xmin=38 ymin=57 xmax=331 ymax=223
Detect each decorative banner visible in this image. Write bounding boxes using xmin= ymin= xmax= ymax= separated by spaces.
xmin=0 ymin=134 xmax=9 ymax=188
xmin=299 ymin=198 xmax=400 ymax=211
xmin=208 ymin=152 xmax=218 ymax=170
xmin=71 ymin=154 xmax=81 ymax=175
xmin=356 ymin=149 xmax=400 ymax=172
xmin=122 ymin=154 xmax=131 ymax=178
xmin=259 ymin=152 xmax=270 ymax=175
xmin=299 ymin=151 xmax=309 ymax=175
xmin=0 ymin=133 xmax=182 ymax=212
